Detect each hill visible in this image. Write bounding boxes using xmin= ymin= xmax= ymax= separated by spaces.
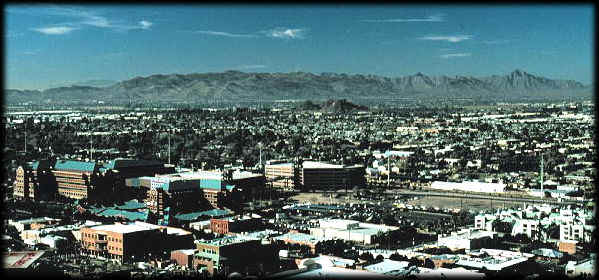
xmin=4 ymin=70 xmax=592 ymax=105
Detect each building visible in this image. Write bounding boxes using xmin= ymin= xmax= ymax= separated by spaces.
xmin=79 ymin=221 xmax=193 ymax=263
xmin=558 ymin=240 xmax=577 ymax=255
xmin=430 ymin=181 xmax=505 ymax=193
xmin=99 ymin=158 xmax=175 ymax=200
xmin=266 ymin=160 xmax=366 ymax=191
xmin=565 ymin=256 xmax=595 ymax=278
xmin=100 ymin=159 xmax=174 ymax=179
xmin=454 ymin=249 xmax=534 ymax=272
xmin=180 ymin=170 xmax=265 ymax=207
xmin=272 ymin=232 xmax=328 ymax=254
xmin=13 ymin=160 xmax=55 ymax=201
xmin=193 ymin=235 xmax=278 ymax=276
xmin=309 ymin=219 xmax=398 ymax=244
xmin=171 ymin=249 xmax=197 ymax=269
xmin=210 ymin=214 xmax=262 ymax=235
xmin=53 ymin=160 xmax=99 ymax=201
xmin=301 ymin=161 xmax=365 ymax=191
xmin=265 ymin=161 xmax=296 ymax=190
xmin=364 ymin=259 xmax=410 ymax=274
xmin=437 ymin=229 xmax=496 ymax=250
xmin=3 ymin=251 xmax=46 ymax=270
xmin=8 ymin=217 xmax=62 ymax=233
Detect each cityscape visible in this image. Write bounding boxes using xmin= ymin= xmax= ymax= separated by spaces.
xmin=3 ymin=4 xmax=595 ymax=280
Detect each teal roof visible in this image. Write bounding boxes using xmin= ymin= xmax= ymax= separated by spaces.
xmin=115 ymin=199 xmax=146 ymax=210
xmin=54 ymin=160 xmax=96 ymax=172
xmin=174 ymin=209 xmax=232 ymax=221
xmin=200 ymin=178 xmax=223 ymax=190
xmin=273 ymin=232 xmax=325 ymax=243
xmin=97 ymin=209 xmax=149 ymax=221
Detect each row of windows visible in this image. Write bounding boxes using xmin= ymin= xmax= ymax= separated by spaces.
xmin=60 ymin=190 xmax=85 ymax=199
xmin=109 ymin=246 xmax=122 ymax=251
xmin=108 ymin=236 xmax=122 ymax=242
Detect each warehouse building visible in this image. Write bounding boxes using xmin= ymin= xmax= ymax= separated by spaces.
xmin=437 ymin=228 xmax=496 ymax=250
xmin=309 ymin=219 xmax=398 ymax=244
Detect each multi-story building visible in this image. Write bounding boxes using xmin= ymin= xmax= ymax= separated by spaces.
xmin=53 ymin=160 xmax=99 ymax=201
xmin=210 ymin=214 xmax=262 ymax=235
xmin=79 ymin=221 xmax=193 ymax=263
xmin=193 ymin=235 xmax=278 ymax=276
xmin=125 ymin=170 xmax=264 ymax=225
xmin=474 ymin=205 xmax=594 ymax=245
xmin=13 ymin=160 xmax=55 ymax=201
xmin=99 ymin=158 xmax=175 ymax=201
xmin=265 ymin=161 xmax=296 ymax=190
xmin=265 ymin=160 xmax=365 ymax=191
xmin=301 ymin=161 xmax=365 ymax=191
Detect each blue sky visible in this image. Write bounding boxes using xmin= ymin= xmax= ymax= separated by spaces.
xmin=5 ymin=4 xmax=594 ymax=90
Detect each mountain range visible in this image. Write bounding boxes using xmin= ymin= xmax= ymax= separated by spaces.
xmin=4 ymin=70 xmax=592 ymax=105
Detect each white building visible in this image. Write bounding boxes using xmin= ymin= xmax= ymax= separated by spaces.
xmin=437 ymin=229 xmax=496 ymax=250
xmin=430 ymin=181 xmax=505 ymax=193
xmin=309 ymin=219 xmax=398 ymax=245
xmin=455 ymin=249 xmax=534 ymax=271
xmin=565 ymin=257 xmax=595 ymax=278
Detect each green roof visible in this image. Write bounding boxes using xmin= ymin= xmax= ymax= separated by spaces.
xmin=54 ymin=160 xmax=97 ymax=172
xmin=174 ymin=209 xmax=232 ymax=221
xmin=115 ymin=199 xmax=146 ymax=210
xmin=97 ymin=208 xmax=149 ymax=221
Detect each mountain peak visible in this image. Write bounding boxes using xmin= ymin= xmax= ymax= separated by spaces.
xmin=511 ymin=69 xmax=526 ymax=76
xmin=5 ymin=70 xmax=589 ymax=105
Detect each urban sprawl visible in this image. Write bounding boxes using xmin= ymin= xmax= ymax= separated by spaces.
xmin=2 ymin=100 xmax=595 ymax=279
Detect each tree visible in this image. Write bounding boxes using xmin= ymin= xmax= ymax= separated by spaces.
xmin=359 ymin=252 xmax=374 ymax=263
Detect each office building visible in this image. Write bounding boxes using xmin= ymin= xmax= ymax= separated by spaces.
xmin=79 ymin=221 xmax=193 ymax=263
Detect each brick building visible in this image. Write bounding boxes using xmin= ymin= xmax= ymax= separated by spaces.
xmin=171 ymin=249 xmax=197 ymax=269
xmin=53 ymin=160 xmax=99 ymax=201
xmin=193 ymin=236 xmax=278 ymax=276
xmin=79 ymin=221 xmax=193 ymax=263
xmin=210 ymin=215 xmax=262 ymax=235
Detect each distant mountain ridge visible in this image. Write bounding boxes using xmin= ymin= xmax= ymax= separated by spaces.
xmin=5 ymin=70 xmax=592 ymax=105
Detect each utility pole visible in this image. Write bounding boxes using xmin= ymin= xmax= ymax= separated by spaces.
xmin=90 ymin=134 xmax=93 ymax=161
xmin=540 ymin=154 xmax=544 ymax=193
xmin=24 ymin=122 xmax=27 ymax=155
xmin=387 ymin=154 xmax=391 ymax=188
xmin=259 ymin=143 xmax=263 ymax=170
xmin=168 ymin=128 xmax=171 ymax=165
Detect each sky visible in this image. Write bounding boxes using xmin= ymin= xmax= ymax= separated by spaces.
xmin=5 ymin=4 xmax=594 ymax=90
